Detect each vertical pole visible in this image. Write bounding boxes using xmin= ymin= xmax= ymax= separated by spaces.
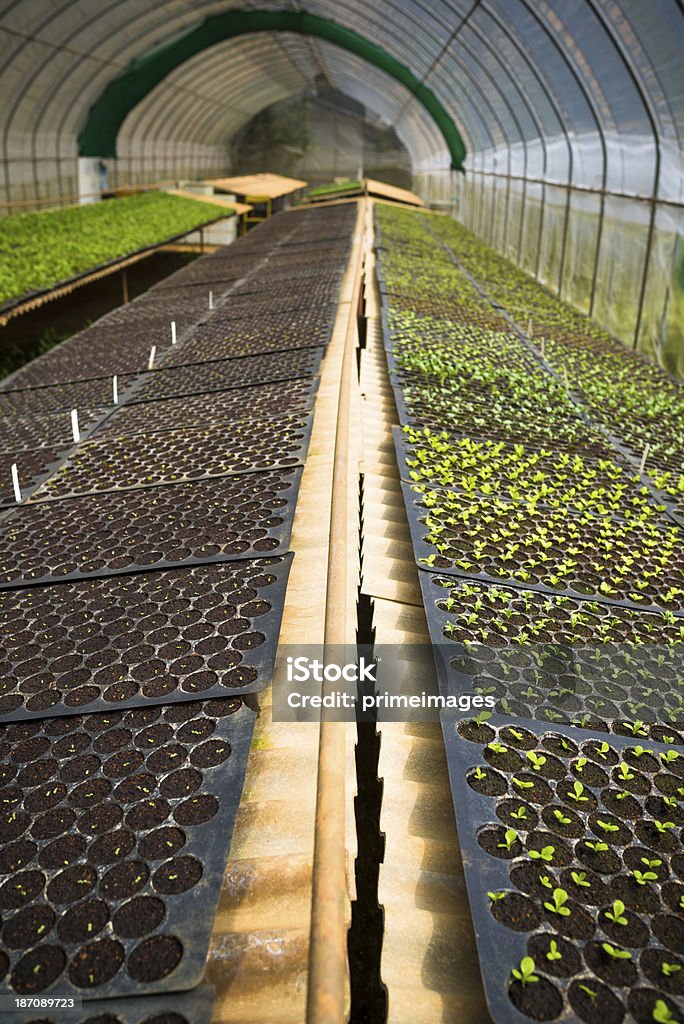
xmin=121 ymin=266 xmax=129 ymax=304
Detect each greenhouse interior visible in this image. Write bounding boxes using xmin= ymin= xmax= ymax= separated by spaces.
xmin=0 ymin=3 xmax=682 ymax=1024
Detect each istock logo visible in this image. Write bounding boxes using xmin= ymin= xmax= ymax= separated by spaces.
xmin=286 ymin=656 xmax=377 ymax=683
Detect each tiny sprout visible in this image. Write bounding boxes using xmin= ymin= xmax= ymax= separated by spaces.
xmin=575 ymin=757 xmax=587 ymax=772
xmin=617 ymin=762 xmax=634 ymax=781
xmin=553 ymin=808 xmax=571 ymax=825
xmin=508 ymin=728 xmax=524 ymax=741
xmin=585 ymin=840 xmax=608 ymax=852
xmin=602 ymin=942 xmax=632 ymax=960
xmin=571 ymin=871 xmax=590 ymax=888
xmin=654 ymin=820 xmax=676 ymax=833
xmin=488 ymin=891 xmax=506 ymax=902
xmin=529 ymin=846 xmax=555 ymax=863
xmin=511 ymin=806 xmax=528 ymax=820
xmin=511 ymin=956 xmax=538 ymax=985
xmin=632 ymin=745 xmax=653 ymax=757
xmin=579 ymin=984 xmax=597 ymax=1000
xmin=544 ymin=888 xmax=571 ymax=916
xmin=527 ymin=751 xmax=547 ymax=771
xmin=633 ymin=869 xmax=658 ymax=886
xmin=568 ymin=781 xmax=589 ymax=802
xmin=594 ymin=741 xmax=610 ymax=760
xmin=605 ymin=899 xmax=628 ymax=926
xmin=498 ymin=829 xmax=518 ymax=851
xmin=473 ymin=767 xmax=486 ymax=780
xmin=661 ymin=963 xmax=681 ymax=978
xmin=652 ymin=1000 xmax=676 ymax=1024
xmin=641 ymin=857 xmax=662 ymax=869
xmin=474 ymin=710 xmax=492 ymax=726
xmin=661 ymin=750 xmax=679 ymax=763
xmin=513 ymin=776 xmax=535 ymax=790
xmin=597 ymin=818 xmax=619 ymax=833
xmin=546 ymin=940 xmax=562 ymax=961
xmin=488 ymin=741 xmax=508 ymax=754
xmin=539 ymin=875 xmax=553 ymax=889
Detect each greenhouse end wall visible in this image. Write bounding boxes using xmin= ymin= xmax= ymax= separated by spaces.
xmin=415 ymin=167 xmax=684 ymax=379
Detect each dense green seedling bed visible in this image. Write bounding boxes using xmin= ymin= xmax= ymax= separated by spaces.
xmin=0 ymin=193 xmax=225 ymax=306
xmin=412 ymin=488 xmax=682 ymax=610
xmin=306 ymin=179 xmax=361 ymax=198
xmin=399 ymin=430 xmax=660 ymax=520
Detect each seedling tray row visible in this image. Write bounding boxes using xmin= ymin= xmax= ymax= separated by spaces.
xmin=93 ymin=379 xmax=319 ymax=441
xmin=0 ymin=554 xmax=291 ymax=721
xmin=0 ymin=468 xmax=302 ymax=588
xmin=0 ymin=697 xmax=255 ymax=998
xmin=26 ymin=413 xmax=313 ymax=504
xmin=439 ymin=716 xmax=684 ymax=1024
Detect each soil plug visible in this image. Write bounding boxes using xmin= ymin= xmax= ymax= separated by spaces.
xmin=171 ymin=321 xmax=177 ymax=345
xmin=71 ymin=408 xmax=80 ymax=443
xmin=148 ymin=345 xmax=156 ymax=370
xmin=11 ymin=462 xmax=21 ymax=503
xmin=639 ymin=443 xmax=651 ymax=474
xmin=112 ymin=375 xmax=118 ymax=404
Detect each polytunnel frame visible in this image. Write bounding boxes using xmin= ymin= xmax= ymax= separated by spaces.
xmin=76 ymin=9 xmax=467 ymax=169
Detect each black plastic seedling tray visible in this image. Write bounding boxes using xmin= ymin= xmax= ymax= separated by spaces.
xmin=126 ymin=348 xmax=323 ymax=405
xmin=0 ymin=697 xmax=256 ymax=999
xmin=0 ymin=554 xmax=291 ymax=721
xmin=0 ymin=468 xmax=303 ymax=588
xmin=400 ymin=480 xmax=682 ymax=617
xmin=0 ymin=449 xmax=64 ymax=507
xmin=160 ymin=309 xmax=337 ymax=367
xmin=0 ymin=376 xmax=136 ymax=417
xmin=439 ymin=715 xmax=684 ymax=1024
xmin=0 ymin=409 xmax=102 ymax=454
xmin=26 ymin=413 xmax=313 ymax=504
xmin=94 ymin=378 xmax=319 ymax=440
xmin=8 ymin=982 xmax=215 ymax=1024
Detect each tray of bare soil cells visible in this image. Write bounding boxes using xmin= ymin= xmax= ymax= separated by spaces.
xmin=124 ymin=348 xmax=323 ymax=404
xmin=24 ymin=413 xmax=312 ymax=503
xmin=0 ymin=555 xmax=291 ymax=721
xmin=93 ymin=379 xmax=318 ymax=439
xmin=0 ymin=696 xmax=255 ymax=1000
xmin=0 ymin=468 xmax=303 ymax=587
xmin=441 ymin=715 xmax=684 ymax=1024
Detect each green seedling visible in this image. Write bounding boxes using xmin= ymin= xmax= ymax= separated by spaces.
xmin=529 ymin=846 xmax=555 ymax=863
xmin=571 ymin=871 xmax=590 ymax=888
xmin=597 ymin=819 xmax=619 ymax=833
xmin=546 ymin=940 xmax=562 ymax=962
xmin=526 ymin=751 xmax=546 ymax=771
xmin=488 ymin=741 xmax=508 ymax=754
xmin=579 ymin=985 xmax=597 ymax=1000
xmin=585 ymin=840 xmax=609 ymax=852
xmin=539 ymin=875 xmax=553 ymax=889
xmin=498 ymin=829 xmax=518 ymax=851
xmin=652 ymin=1000 xmax=676 ymax=1023
xmin=594 ymin=741 xmax=610 ymax=760
xmin=568 ymin=781 xmax=589 ymax=802
xmin=602 ymin=942 xmax=632 ymax=960
xmin=511 ymin=957 xmax=538 ymax=985
xmin=654 ymin=820 xmax=676 ymax=833
xmin=553 ymin=809 xmax=571 ymax=825
xmin=617 ymin=762 xmax=634 ymax=781
xmin=487 ymin=891 xmax=506 ymax=902
xmin=661 ymin=963 xmax=681 ymax=978
xmin=474 ymin=710 xmax=492 ymax=726
xmin=473 ymin=767 xmax=486 ymax=780
xmin=633 ymin=869 xmax=658 ymax=885
xmin=641 ymin=857 xmax=662 ymax=869
xmin=512 ymin=776 xmax=535 ymax=790
xmin=661 ymin=750 xmax=679 ymax=764
xmin=510 ymin=807 xmax=528 ymax=821
xmin=544 ymin=888 xmax=571 ymax=916
xmin=605 ymin=899 xmax=628 ymax=926
xmin=575 ymin=757 xmax=587 ymax=772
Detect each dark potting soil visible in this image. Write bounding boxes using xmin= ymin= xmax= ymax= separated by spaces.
xmin=509 ymin=975 xmax=564 ymax=1021
xmin=112 ymin=896 xmax=166 ymax=939
xmin=491 ymin=891 xmax=543 ymax=932
xmin=567 ymin=977 xmax=624 ymax=1024
xmin=526 ymin=933 xmax=581 ymax=978
xmin=126 ymin=936 xmax=183 ymax=983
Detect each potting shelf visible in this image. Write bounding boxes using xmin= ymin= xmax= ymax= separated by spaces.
xmin=0 ymin=200 xmax=357 ymax=1008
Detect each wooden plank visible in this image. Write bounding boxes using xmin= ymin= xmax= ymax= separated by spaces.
xmin=365 ymin=179 xmax=425 ymax=207
xmin=168 ymin=188 xmax=253 ymax=215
